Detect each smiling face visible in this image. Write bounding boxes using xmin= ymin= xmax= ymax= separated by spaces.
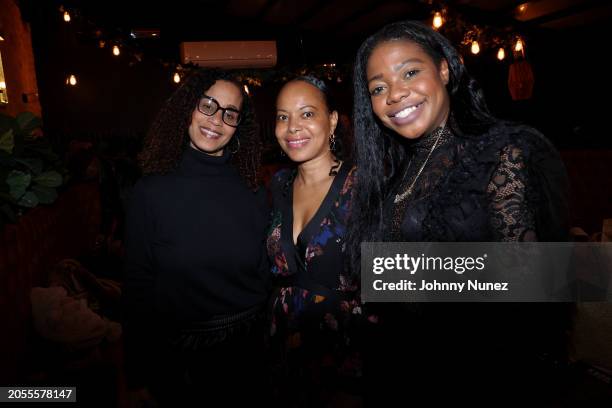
xmin=188 ymin=79 xmax=243 ymax=156
xmin=275 ymin=80 xmax=338 ymax=163
xmin=366 ymin=40 xmax=450 ymax=139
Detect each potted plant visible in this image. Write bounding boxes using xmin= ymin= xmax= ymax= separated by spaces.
xmin=0 ymin=111 xmax=67 ymax=228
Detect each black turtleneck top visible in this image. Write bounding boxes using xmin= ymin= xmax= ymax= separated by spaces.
xmin=124 ymin=147 xmax=269 ymax=333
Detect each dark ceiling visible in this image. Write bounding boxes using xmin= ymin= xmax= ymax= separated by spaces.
xmin=24 ymin=0 xmax=610 ymax=65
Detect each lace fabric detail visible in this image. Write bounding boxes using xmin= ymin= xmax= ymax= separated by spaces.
xmin=388 ymin=125 xmax=454 ymax=240
xmin=384 ymin=121 xmax=562 ymax=243
xmin=487 ymin=145 xmax=537 ymax=241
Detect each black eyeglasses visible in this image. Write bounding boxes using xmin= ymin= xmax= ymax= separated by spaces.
xmin=197 ymin=95 xmax=242 ymax=127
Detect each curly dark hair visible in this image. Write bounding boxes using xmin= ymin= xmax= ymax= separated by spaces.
xmin=348 ymin=20 xmax=498 ymax=276
xmin=138 ymin=68 xmax=261 ymax=190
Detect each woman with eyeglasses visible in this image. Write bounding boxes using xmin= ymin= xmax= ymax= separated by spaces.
xmin=123 ymin=69 xmax=269 ymax=405
xmin=266 ymin=76 xmax=362 ymax=406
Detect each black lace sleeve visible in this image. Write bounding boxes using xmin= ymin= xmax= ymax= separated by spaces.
xmin=486 ymin=144 xmax=538 ymax=241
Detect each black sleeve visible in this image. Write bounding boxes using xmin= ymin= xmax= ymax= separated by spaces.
xmin=255 ymin=185 xmax=273 ymax=292
xmin=122 ymin=178 xmax=156 ymax=388
xmin=486 ymin=143 xmax=538 ymax=241
xmin=485 ymin=132 xmax=571 ymax=367
xmin=485 ymin=129 xmax=569 ymax=242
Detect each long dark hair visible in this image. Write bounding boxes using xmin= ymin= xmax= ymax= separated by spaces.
xmin=138 ymin=68 xmax=261 ymax=190
xmin=348 ymin=20 xmax=497 ymax=276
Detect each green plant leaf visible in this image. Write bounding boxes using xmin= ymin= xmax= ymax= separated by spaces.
xmin=7 ymin=170 xmax=31 ymax=199
xmin=15 ymin=158 xmax=43 ymax=175
xmin=31 ymin=185 xmax=57 ymax=204
xmin=0 ymin=129 xmax=14 ymax=154
xmin=18 ymin=191 xmax=39 ymax=208
xmin=16 ymin=112 xmax=42 ymax=134
xmin=33 ymin=171 xmax=62 ymax=187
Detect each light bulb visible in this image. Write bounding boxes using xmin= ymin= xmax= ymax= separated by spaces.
xmin=112 ymin=45 xmax=120 ymax=56
xmin=173 ymin=72 xmax=180 ymax=83
xmin=514 ymin=38 xmax=524 ymax=52
xmin=471 ymin=41 xmax=480 ymax=55
xmin=433 ymin=12 xmax=444 ymax=29
xmin=67 ymin=75 xmax=77 ymax=86
xmin=63 ymin=11 xmax=71 ymax=22
xmin=497 ymin=48 xmax=505 ymax=61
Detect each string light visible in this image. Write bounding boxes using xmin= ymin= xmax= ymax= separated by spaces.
xmin=66 ymin=74 xmax=77 ymax=86
xmin=243 ymin=84 xmax=250 ymax=95
xmin=52 ymin=4 xmax=534 ymax=88
xmin=514 ymin=38 xmax=524 ymax=52
xmin=433 ymin=12 xmax=444 ymax=29
xmin=471 ymin=41 xmax=480 ymax=55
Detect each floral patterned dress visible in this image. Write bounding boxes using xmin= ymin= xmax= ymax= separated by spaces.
xmin=266 ymin=164 xmax=363 ymax=402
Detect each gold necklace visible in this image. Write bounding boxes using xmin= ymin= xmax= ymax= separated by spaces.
xmin=393 ymin=131 xmax=443 ymax=204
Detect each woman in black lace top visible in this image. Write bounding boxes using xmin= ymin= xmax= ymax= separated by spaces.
xmin=350 ymin=21 xmax=567 ymax=246
xmin=348 ymin=21 xmax=570 ymax=404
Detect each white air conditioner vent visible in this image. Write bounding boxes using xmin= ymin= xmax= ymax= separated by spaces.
xmin=180 ymin=41 xmax=277 ymax=68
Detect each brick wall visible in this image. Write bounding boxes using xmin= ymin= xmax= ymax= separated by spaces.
xmin=0 ymin=0 xmax=41 ymax=117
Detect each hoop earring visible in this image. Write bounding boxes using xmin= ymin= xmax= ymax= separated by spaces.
xmin=229 ymin=137 xmax=240 ymax=154
xmin=329 ymin=157 xmax=341 ymax=176
xmin=329 ymin=133 xmax=336 ymax=152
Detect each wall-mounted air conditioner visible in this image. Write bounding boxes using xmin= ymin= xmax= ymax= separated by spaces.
xmin=180 ymin=41 xmax=277 ymax=68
